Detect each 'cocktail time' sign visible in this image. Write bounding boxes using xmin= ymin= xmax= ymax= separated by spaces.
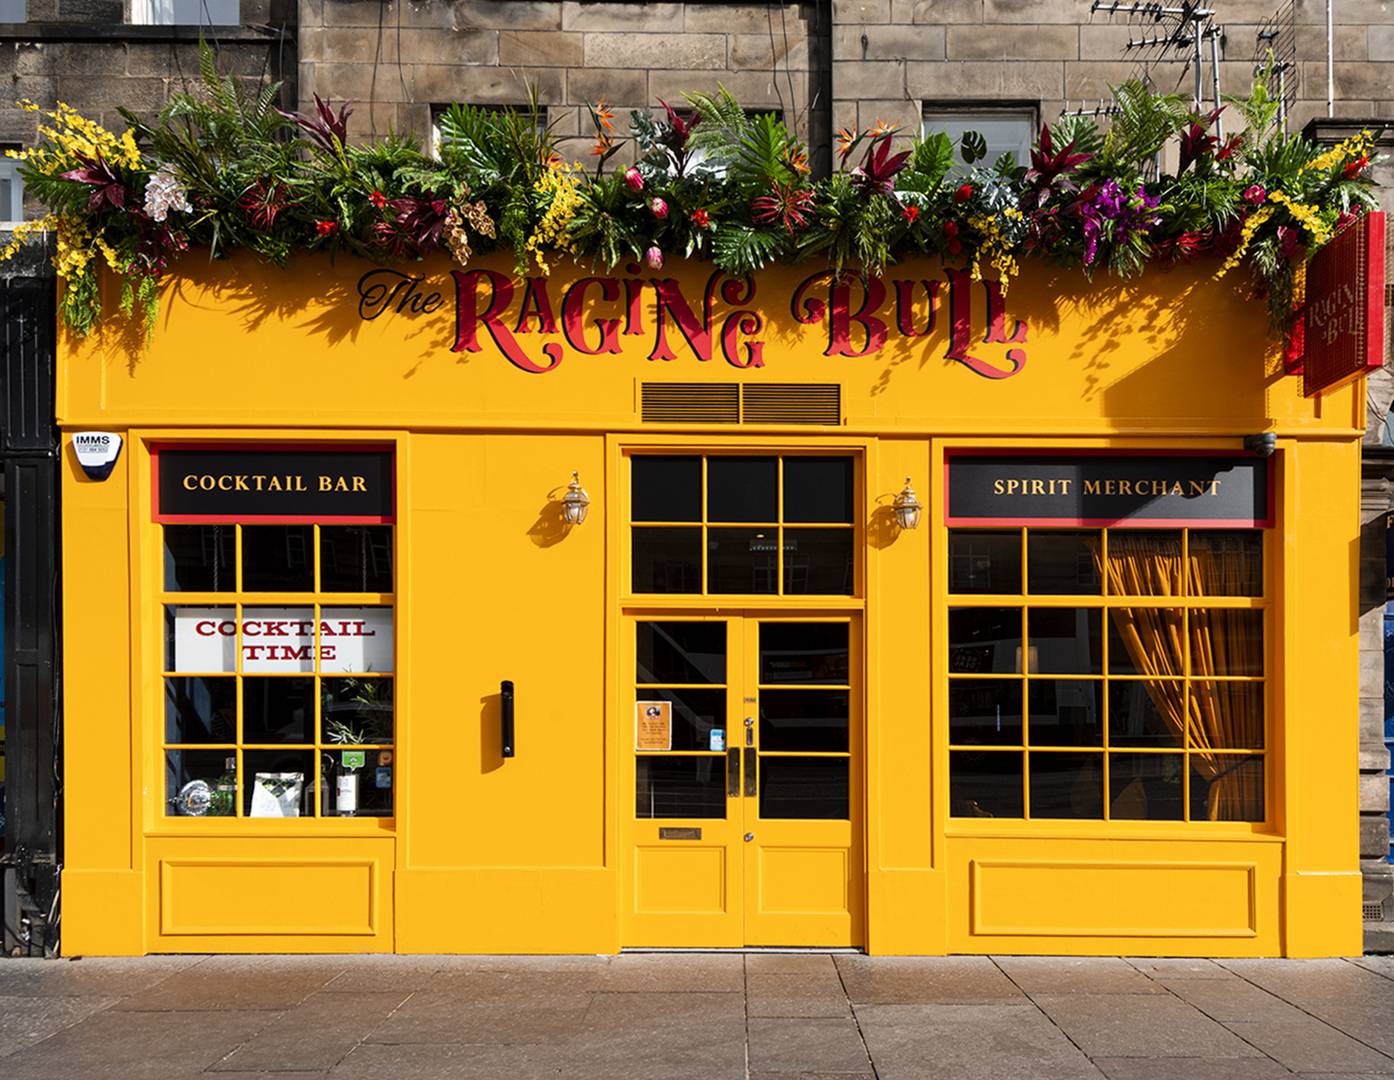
xmin=154 ymin=447 xmax=394 ymax=523
xmin=946 ymin=453 xmax=1271 ymax=527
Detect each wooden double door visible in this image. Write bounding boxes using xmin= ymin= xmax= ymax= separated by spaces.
xmin=621 ymin=613 xmax=863 ymax=947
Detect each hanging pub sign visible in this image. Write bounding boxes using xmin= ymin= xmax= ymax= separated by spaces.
xmin=153 ymin=446 xmax=394 ymax=523
xmin=946 ymin=453 xmax=1271 ymax=527
xmin=1299 ymin=212 xmax=1386 ymax=397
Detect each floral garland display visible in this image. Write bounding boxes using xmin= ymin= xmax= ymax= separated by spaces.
xmin=3 ymin=50 xmax=1381 ymax=341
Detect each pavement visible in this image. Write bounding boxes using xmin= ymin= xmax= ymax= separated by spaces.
xmin=5 ymin=954 xmax=1394 ymax=1079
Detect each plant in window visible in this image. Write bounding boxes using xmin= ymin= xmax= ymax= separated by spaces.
xmin=322 ymin=676 xmax=392 ymax=744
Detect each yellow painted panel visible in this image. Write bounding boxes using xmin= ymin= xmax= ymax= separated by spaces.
xmin=970 ymin=859 xmax=1256 ymax=938
xmin=634 ymin=846 xmax=727 ymax=915
xmin=60 ymin=870 xmax=144 ymax=956
xmin=758 ymin=848 xmax=849 ymax=915
xmin=160 ymin=859 xmax=378 ymax=936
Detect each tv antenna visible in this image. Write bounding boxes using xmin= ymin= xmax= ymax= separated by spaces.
xmin=1253 ymin=1 xmax=1297 ymax=131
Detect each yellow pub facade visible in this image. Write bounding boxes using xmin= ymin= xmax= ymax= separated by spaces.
xmin=57 ymin=251 xmax=1363 ymax=957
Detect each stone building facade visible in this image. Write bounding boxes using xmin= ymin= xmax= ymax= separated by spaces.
xmin=1 ymin=0 xmax=1393 ymax=949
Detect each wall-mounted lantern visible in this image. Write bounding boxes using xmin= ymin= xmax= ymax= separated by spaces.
xmin=893 ymin=477 xmax=922 ymax=531
xmin=561 ymin=471 xmax=591 ymax=526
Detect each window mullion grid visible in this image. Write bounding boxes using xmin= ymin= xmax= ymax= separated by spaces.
xmin=700 ymin=456 xmax=709 ymax=596
xmin=1020 ymin=603 xmax=1030 ymax=821
xmin=776 ymin=457 xmax=785 ymax=596
xmin=234 ymin=584 xmax=245 ymax=817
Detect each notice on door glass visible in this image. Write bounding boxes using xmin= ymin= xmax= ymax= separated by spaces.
xmin=167 ymin=606 xmax=394 ymax=673
xmin=636 ymin=700 xmax=672 ymax=751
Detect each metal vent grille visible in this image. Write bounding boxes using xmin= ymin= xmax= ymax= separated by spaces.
xmin=640 ymin=382 xmax=842 ymax=425
xmin=1365 ymin=902 xmax=1384 ymax=921
xmin=640 ymin=383 xmax=740 ymax=424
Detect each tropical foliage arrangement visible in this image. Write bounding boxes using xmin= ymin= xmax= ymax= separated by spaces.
xmin=1 ymin=48 xmax=1380 ymax=340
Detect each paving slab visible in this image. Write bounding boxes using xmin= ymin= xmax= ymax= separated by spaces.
xmin=0 ymin=955 xmax=203 ymax=998
xmin=366 ymin=988 xmax=591 ymax=1045
xmin=1160 ymin=976 xmax=1309 ymax=1023
xmin=569 ymin=991 xmax=746 ymax=1076
xmin=1094 ymin=1058 xmax=1296 ymax=1080
xmin=1220 ymin=959 xmax=1390 ymax=1007
xmin=746 ymin=952 xmax=840 ymax=975
xmin=331 ymin=1040 xmax=580 ymax=1080
xmin=0 ymin=993 xmax=120 ymax=1058
xmin=598 ymin=952 xmax=746 ymax=992
xmin=747 ymin=1016 xmax=874 ymax=1075
xmin=856 ymin=1002 xmax=1101 ymax=1080
xmin=835 ymin=955 xmax=1027 ymax=1004
xmin=993 ymin=956 xmax=1166 ymax=995
xmin=1222 ymin=1018 xmax=1394 ymax=1074
xmin=1030 ymin=991 xmax=1263 ymax=1059
xmin=111 ymin=954 xmax=343 ymax=1012
xmin=211 ymin=989 xmax=411 ymax=1071
xmin=320 ymin=956 xmax=450 ymax=993
xmin=1124 ymin=958 xmax=1233 ymax=980
xmin=426 ymin=965 xmax=605 ymax=995
xmin=747 ymin=971 xmax=852 ymax=1017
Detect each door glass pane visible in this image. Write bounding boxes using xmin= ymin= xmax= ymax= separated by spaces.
xmin=1191 ymin=755 xmax=1264 ymax=821
xmin=1028 ymin=607 xmax=1102 ymax=674
xmin=948 ymin=679 xmax=1022 ymax=745
xmin=1188 ymin=681 xmax=1263 ymax=749
xmin=783 ymin=528 xmax=854 ymax=595
xmin=950 ymin=750 xmax=1022 ymax=817
xmin=1108 ymin=608 xmax=1183 ymax=675
xmin=243 ymin=749 xmax=314 ymax=817
xmin=1027 ymin=679 xmax=1102 ymax=745
xmin=242 ymin=525 xmax=314 ymax=592
xmin=1189 ymin=531 xmax=1262 ymax=596
xmin=1108 ymin=680 xmax=1183 ymax=747
xmin=760 ymin=690 xmax=848 ymax=752
xmin=165 ymin=749 xmax=237 ymax=816
xmin=163 ymin=524 xmax=234 ymax=591
xmin=1189 ymin=609 xmax=1263 ymax=676
xmin=1029 ymin=751 xmax=1103 ymax=819
xmin=632 ymin=456 xmax=701 ymax=522
xmin=636 ymin=756 xmax=726 ymax=818
xmin=242 ymin=677 xmax=314 ymax=743
xmin=1027 ymin=530 xmax=1101 ymax=594
xmin=759 ymin=757 xmax=847 ymax=819
xmin=165 ymin=676 xmax=236 ymax=743
xmin=783 ymin=457 xmax=853 ymax=523
xmin=760 ymin=623 xmax=849 ymax=683
xmin=636 ymin=689 xmax=726 ymax=751
xmin=324 ymin=748 xmax=394 ymax=817
xmin=632 ymin=527 xmax=701 ymax=593
xmin=708 ymin=527 xmax=778 ymax=593
xmin=637 ymin=622 xmax=725 ymax=684
xmin=948 ymin=607 xmax=1021 ymax=674
xmin=321 ymin=677 xmax=394 ymax=744
xmin=320 ymin=606 xmax=394 ymax=674
xmin=1107 ymin=530 xmax=1182 ymax=595
xmin=949 ymin=530 xmax=1021 ymax=594
xmin=1110 ymin=753 xmax=1184 ymax=820
xmin=165 ymin=605 xmax=236 ymax=672
xmin=320 ymin=525 xmax=393 ymax=593
xmin=240 ymin=606 xmax=316 ymax=674
xmin=708 ymin=456 xmax=776 ymax=522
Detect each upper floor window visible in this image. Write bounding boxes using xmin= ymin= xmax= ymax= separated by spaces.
xmin=0 ymin=1 xmax=25 ymax=20
xmin=130 ymin=0 xmax=239 ymax=25
xmin=922 ymin=106 xmax=1036 ymax=176
xmin=0 ymin=154 xmax=25 ymax=224
xmin=431 ymin=103 xmax=549 ymax=160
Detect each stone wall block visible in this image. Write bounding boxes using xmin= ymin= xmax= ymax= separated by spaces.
xmin=582 ymin=31 xmax=726 ymax=70
xmin=729 ymin=32 xmax=812 ymax=71
xmin=890 ymin=0 xmax=983 ymax=23
xmin=56 ymin=0 xmax=121 ymax=18
xmin=455 ymin=0 xmax=562 ymax=30
xmin=1373 ymin=25 xmax=1394 ymax=63
xmin=684 ymin=2 xmax=806 ymax=34
xmin=1362 ymin=816 xmax=1390 ymax=859
xmin=0 ymin=108 xmax=39 ymax=144
xmin=648 ymin=68 xmax=792 ymax=108
xmin=1298 ymin=59 xmax=1394 ymax=101
xmin=856 ymin=98 xmax=921 ymax=136
xmin=56 ymin=75 xmax=167 ymax=113
xmin=1297 ymin=0 xmax=1394 ymax=24
xmin=834 ymin=0 xmax=891 ymax=22
xmin=835 ymin=24 xmax=945 ymax=61
xmin=984 ymin=0 xmax=1094 ymax=22
xmin=437 ymin=64 xmax=566 ymax=104
xmin=946 ymin=24 xmax=1078 ymax=60
xmin=562 ymin=1 xmax=683 ymax=31
xmin=500 ymin=30 xmax=586 ymax=68
xmin=567 ymin=66 xmax=648 ymax=108
xmin=1363 ymin=773 xmax=1391 ymax=812
xmin=833 ymin=58 xmax=905 ymax=99
xmin=910 ymin=59 xmax=1063 ymax=100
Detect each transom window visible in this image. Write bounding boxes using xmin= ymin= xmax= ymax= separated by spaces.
xmin=161 ymin=523 xmax=395 ymax=819
xmin=630 ymin=454 xmax=856 ymax=596
xmin=947 ymin=528 xmax=1265 ymax=823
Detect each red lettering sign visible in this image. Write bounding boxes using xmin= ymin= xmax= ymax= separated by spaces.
xmin=1299 ymin=212 xmax=1386 ymax=397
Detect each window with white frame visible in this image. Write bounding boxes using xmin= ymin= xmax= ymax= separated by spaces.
xmin=922 ymin=107 xmax=1037 ymax=176
xmin=430 ymin=103 xmax=549 ymax=160
xmin=0 ymin=1 xmax=26 ymax=21
xmin=0 ymin=154 xmax=25 ymax=224
xmin=130 ymin=0 xmax=239 ymax=25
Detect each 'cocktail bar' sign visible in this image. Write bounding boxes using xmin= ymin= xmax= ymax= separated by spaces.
xmin=153 ymin=447 xmax=394 ymax=523
xmin=946 ymin=453 xmax=1271 ymax=527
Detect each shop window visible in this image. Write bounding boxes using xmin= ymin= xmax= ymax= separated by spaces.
xmin=947 ymin=528 xmax=1266 ymax=823
xmin=162 ymin=523 xmax=394 ymax=819
xmin=922 ymin=106 xmax=1036 ymax=177
xmin=630 ymin=454 xmax=856 ymax=597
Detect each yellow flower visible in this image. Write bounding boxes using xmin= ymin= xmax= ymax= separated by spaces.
xmin=1300 ymin=128 xmax=1375 ymax=174
xmin=1267 ymin=189 xmax=1331 ymax=246
xmin=524 ymin=161 xmax=583 ymax=275
xmin=1214 ymin=206 xmax=1274 ymax=280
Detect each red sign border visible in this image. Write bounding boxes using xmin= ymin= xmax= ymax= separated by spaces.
xmin=151 ymin=441 xmax=397 ymax=525
xmin=943 ymin=448 xmax=1275 ymax=529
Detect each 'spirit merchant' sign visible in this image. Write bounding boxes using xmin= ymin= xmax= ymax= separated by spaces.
xmin=947 ymin=453 xmax=1271 ymax=527
xmin=154 ymin=447 xmax=394 ymax=523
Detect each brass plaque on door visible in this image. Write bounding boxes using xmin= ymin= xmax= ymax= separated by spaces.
xmin=659 ymin=827 xmax=702 ymax=840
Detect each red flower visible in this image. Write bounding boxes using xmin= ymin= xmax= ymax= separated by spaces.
xmin=942 ymin=219 xmax=961 ymax=255
xmin=751 ymin=182 xmax=816 ymax=234
xmin=954 ymin=183 xmax=974 ymax=203
xmin=315 ymin=220 xmax=338 ymax=237
xmin=370 ymin=190 xmax=387 ymax=209
xmin=238 ymin=179 xmax=293 ymax=229
xmin=901 ymin=205 xmax=919 ymax=224
xmin=691 ymin=208 xmax=711 ymax=229
xmin=943 ymin=220 xmax=959 ymax=237
xmin=1343 ymin=155 xmax=1370 ymax=179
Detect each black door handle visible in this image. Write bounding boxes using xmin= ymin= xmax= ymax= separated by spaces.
xmin=501 ymin=680 xmax=515 ymax=758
